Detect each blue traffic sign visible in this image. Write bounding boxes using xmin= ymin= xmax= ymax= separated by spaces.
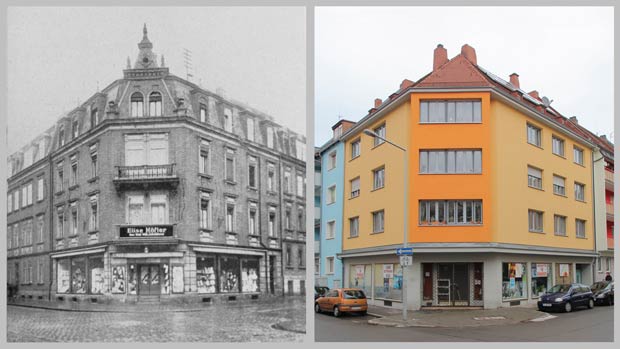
xmin=396 ymin=247 xmax=413 ymax=255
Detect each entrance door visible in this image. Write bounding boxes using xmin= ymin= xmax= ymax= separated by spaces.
xmin=576 ymin=266 xmax=583 ymax=284
xmin=139 ymin=264 xmax=161 ymax=295
xmin=437 ymin=263 xmax=470 ymax=306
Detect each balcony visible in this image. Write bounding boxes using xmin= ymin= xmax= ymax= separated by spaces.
xmin=314 ymin=241 xmax=320 ymax=255
xmin=607 ymin=237 xmax=614 ymax=250
xmin=606 ymin=203 xmax=614 ymax=220
xmin=605 ymin=169 xmax=614 ymax=191
xmin=113 ymin=164 xmax=179 ymax=191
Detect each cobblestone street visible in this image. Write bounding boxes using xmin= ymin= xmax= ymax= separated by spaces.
xmin=7 ymin=297 xmax=305 ymax=342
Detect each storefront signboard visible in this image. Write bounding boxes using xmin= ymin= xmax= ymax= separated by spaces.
xmin=120 ymin=225 xmax=173 ymax=238
xmin=536 ymin=264 xmax=548 ymax=277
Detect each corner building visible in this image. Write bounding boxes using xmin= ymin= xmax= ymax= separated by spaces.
xmin=338 ymin=44 xmax=606 ymax=309
xmin=6 ymin=26 xmax=306 ymax=303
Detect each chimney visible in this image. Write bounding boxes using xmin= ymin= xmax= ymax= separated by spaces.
xmin=569 ymin=116 xmax=578 ymax=124
xmin=528 ymin=90 xmax=540 ymax=100
xmin=374 ymin=98 xmax=382 ymax=108
xmin=400 ymin=79 xmax=414 ymax=90
xmin=509 ymin=73 xmax=520 ymax=89
xmin=461 ymin=44 xmax=477 ymax=65
xmin=433 ymin=44 xmax=448 ymax=70
xmin=600 ymin=135 xmax=608 ymax=142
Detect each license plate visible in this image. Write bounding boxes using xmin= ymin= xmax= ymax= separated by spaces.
xmin=351 ymin=306 xmax=361 ymax=310
xmin=542 ymin=303 xmax=552 ymax=307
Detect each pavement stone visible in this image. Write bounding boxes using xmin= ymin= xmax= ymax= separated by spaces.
xmin=7 ymin=296 xmax=305 ymax=342
xmin=368 ymin=305 xmax=549 ymax=328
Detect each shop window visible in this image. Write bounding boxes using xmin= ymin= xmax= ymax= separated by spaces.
xmin=57 ymin=259 xmax=71 ymax=293
xmin=71 ymin=258 xmax=87 ymax=293
xmin=531 ymin=263 xmax=552 ymax=298
xmin=111 ymin=265 xmax=126 ymax=294
xmin=149 ymin=92 xmax=162 ymax=117
xmin=556 ymin=263 xmax=572 ymax=284
xmin=373 ymin=264 xmax=402 ymax=301
xmin=172 ymin=265 xmax=185 ymax=293
xmin=502 ymin=262 xmax=527 ymax=300
xmin=89 ymin=257 xmax=104 ymax=294
xmin=197 ymin=256 xmax=217 ymax=293
xmin=219 ymin=256 xmax=240 ymax=293
xmin=241 ymin=259 xmax=260 ymax=292
xmin=350 ymin=264 xmax=372 ymax=296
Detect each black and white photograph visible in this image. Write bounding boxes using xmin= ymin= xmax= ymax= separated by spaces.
xmin=5 ymin=6 xmax=307 ymax=342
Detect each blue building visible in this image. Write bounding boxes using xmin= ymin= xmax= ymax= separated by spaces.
xmin=316 ymin=120 xmax=356 ymax=288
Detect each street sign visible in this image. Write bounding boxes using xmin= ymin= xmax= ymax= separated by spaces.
xmin=400 ymin=255 xmax=412 ymax=266
xmin=396 ymin=247 xmax=413 ymax=255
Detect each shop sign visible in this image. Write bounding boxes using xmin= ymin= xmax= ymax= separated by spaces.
xmin=536 ymin=264 xmax=548 ymax=277
xmin=120 ymin=225 xmax=173 ymax=238
xmin=382 ymin=264 xmax=394 ymax=279
xmin=355 ymin=265 xmax=365 ymax=278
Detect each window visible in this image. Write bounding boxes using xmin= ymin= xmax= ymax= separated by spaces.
xmin=351 ymin=139 xmax=361 ymax=159
xmin=326 ymin=257 xmax=335 ymax=274
xmin=199 ymin=103 xmax=207 ymax=123
xmin=70 ymin=202 xmax=78 ymax=236
xmin=38 ymin=258 xmax=45 ymax=284
xmin=7 ymin=192 xmax=12 ymax=213
xmin=502 ymin=262 xmax=527 ymax=300
xmin=247 ymin=117 xmax=255 ymax=141
xmin=531 ymin=263 xmax=553 ymax=298
xmin=225 ymin=149 xmax=235 ymax=182
xmin=573 ymin=146 xmax=584 ymax=165
xmin=7 ymin=225 xmax=12 ymax=249
xmin=419 ymin=200 xmax=483 ymax=225
xmin=90 ymin=108 xmax=98 ymax=127
xmin=199 ymin=192 xmax=212 ymax=230
xmin=420 ymin=100 xmax=482 ymax=123
xmin=527 ymin=166 xmax=543 ymax=189
xmin=267 ymin=127 xmax=274 ymax=148
xmin=327 ymin=185 xmax=336 ymax=204
xmin=37 ymin=214 xmax=45 ymax=243
xmin=552 ymin=136 xmax=565 ymax=156
xmin=124 ymin=133 xmax=169 ymax=166
xmin=268 ymin=208 xmax=277 ymax=237
xmin=553 ymin=175 xmax=566 ymax=196
xmin=267 ymin=164 xmax=276 ymax=191
xmin=574 ymin=182 xmax=585 ymax=201
xmin=199 ymin=139 xmax=210 ymax=175
xmin=296 ymin=140 xmax=305 ymax=161
xmin=284 ymin=169 xmax=291 ymax=193
xmin=597 ymin=257 xmax=602 ymax=272
xmin=24 ymin=182 xmax=33 ymax=206
xmin=223 ymin=108 xmax=233 ymax=132
xmin=130 ymin=92 xmax=144 ymax=117
xmin=89 ymin=195 xmax=98 ymax=231
xmin=148 ymin=92 xmax=162 ymax=116
xmin=373 ymin=264 xmax=403 ymax=300
xmin=37 ymin=177 xmax=44 ymax=201
xmin=554 ymin=215 xmax=567 ymax=236
xmin=72 ymin=118 xmax=79 ymax=139
xmin=349 ymin=217 xmax=359 ymax=238
xmin=22 ymin=219 xmax=33 ymax=246
xmin=126 ymin=192 xmax=169 ymax=225
xmin=13 ymin=190 xmax=19 ymax=210
xmin=328 ymin=151 xmax=337 ymax=170
xmin=90 ymin=144 xmax=98 ymax=178
xmin=226 ymin=202 xmax=235 ymax=232
xmin=248 ymin=203 xmax=258 ymax=235
xmin=285 ymin=207 xmax=292 ymax=230
xmin=297 ymin=207 xmax=305 ymax=232
xmin=373 ymin=124 xmax=386 ymax=147
xmin=58 ymin=125 xmax=65 ymax=147
xmin=56 ymin=207 xmax=64 ymax=238
xmin=296 ymin=173 xmax=305 ymax=197
xmin=576 ymin=219 xmax=586 ymax=238
xmin=527 ymin=124 xmax=542 ymax=147
xmin=150 ymin=194 xmax=167 ymax=224
xmin=285 ymin=245 xmax=292 ymax=267
xmin=248 ymin=157 xmax=257 ymax=188
xmin=372 ymin=210 xmax=385 ymax=233
xmin=420 ymin=150 xmax=482 ymax=174
xmin=70 ymin=155 xmax=78 ymax=186
xmin=299 ymin=246 xmax=305 ymax=267
xmin=350 ymin=177 xmax=360 ymax=198
xmin=606 ymin=257 xmax=611 ymax=272
xmin=57 ymin=162 xmax=64 ymax=192
xmin=334 ymin=125 xmax=343 ymax=138
xmin=326 ymin=220 xmax=335 ymax=239
xmin=528 ymin=210 xmax=543 ymax=233
xmin=373 ymin=167 xmax=385 ymax=190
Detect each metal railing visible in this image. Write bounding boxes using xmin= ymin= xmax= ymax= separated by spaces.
xmin=115 ymin=164 xmax=176 ymax=179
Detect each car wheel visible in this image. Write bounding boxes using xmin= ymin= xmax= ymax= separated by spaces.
xmin=315 ymin=303 xmax=322 ymax=313
xmin=588 ymin=299 xmax=594 ymax=309
xmin=360 ymin=310 xmax=367 ymax=316
xmin=564 ymin=302 xmax=572 ymax=313
xmin=609 ymin=296 xmax=614 ymax=306
xmin=333 ymin=306 xmax=341 ymax=317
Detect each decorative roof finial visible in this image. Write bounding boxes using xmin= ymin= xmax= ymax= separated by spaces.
xmin=143 ymin=23 xmax=148 ymax=37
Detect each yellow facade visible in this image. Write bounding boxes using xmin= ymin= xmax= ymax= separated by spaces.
xmin=490 ymin=98 xmax=594 ymax=250
xmin=342 ymin=101 xmax=410 ymax=250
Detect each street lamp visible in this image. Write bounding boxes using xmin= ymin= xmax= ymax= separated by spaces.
xmin=362 ymin=129 xmax=409 ymax=321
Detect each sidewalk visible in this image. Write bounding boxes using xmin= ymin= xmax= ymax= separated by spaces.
xmin=367 ymin=305 xmax=554 ymax=328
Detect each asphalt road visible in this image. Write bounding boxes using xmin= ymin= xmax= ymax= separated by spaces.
xmin=315 ymin=305 xmax=614 ymax=342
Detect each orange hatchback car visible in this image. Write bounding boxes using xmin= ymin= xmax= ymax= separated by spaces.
xmin=315 ymin=288 xmax=368 ymax=317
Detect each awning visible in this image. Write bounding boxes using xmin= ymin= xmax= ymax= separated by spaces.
xmin=51 ymin=247 xmax=106 ymax=259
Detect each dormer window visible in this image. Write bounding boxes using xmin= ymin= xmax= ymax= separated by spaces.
xmin=130 ymin=92 xmax=144 ymax=117
xmin=91 ymin=107 xmax=98 ymax=127
xmin=223 ymin=108 xmax=233 ymax=132
xmin=149 ymin=92 xmax=162 ymax=117
xmin=58 ymin=125 xmax=65 ymax=147
xmin=72 ymin=118 xmax=79 ymax=139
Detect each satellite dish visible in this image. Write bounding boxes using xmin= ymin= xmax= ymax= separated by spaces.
xmin=541 ymin=96 xmax=553 ymax=107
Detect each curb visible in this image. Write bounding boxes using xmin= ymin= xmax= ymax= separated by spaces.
xmin=8 ymin=302 xmax=213 ymax=314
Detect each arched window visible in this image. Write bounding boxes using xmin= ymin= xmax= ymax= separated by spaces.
xmin=149 ymin=92 xmax=162 ymax=117
xmin=130 ymin=92 xmax=144 ymax=117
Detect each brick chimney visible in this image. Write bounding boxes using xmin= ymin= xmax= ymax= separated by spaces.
xmin=528 ymin=90 xmax=540 ymax=101
xmin=374 ymin=98 xmax=382 ymax=108
xmin=509 ymin=73 xmax=520 ymax=89
xmin=433 ymin=44 xmax=448 ymax=70
xmin=400 ymin=79 xmax=414 ymax=90
xmin=569 ymin=116 xmax=578 ymax=124
xmin=461 ymin=44 xmax=477 ymax=65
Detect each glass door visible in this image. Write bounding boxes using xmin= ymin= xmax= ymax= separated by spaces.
xmin=436 ymin=263 xmax=470 ymax=306
xmin=139 ymin=264 xmax=161 ymax=295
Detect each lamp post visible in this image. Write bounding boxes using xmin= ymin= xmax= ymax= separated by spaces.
xmin=363 ymin=129 xmax=409 ymax=321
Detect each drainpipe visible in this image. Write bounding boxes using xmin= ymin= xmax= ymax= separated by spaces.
xmin=593 ymin=149 xmax=604 ymax=279
xmin=279 ymin=155 xmax=285 ymax=296
xmin=48 ymin=153 xmax=54 ymax=301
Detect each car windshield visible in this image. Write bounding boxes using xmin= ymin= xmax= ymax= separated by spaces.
xmin=547 ymin=284 xmax=571 ymax=293
xmin=591 ymin=282 xmax=608 ymax=292
xmin=343 ymin=290 xmax=366 ymax=299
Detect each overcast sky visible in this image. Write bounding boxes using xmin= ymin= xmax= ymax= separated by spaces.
xmin=7 ymin=7 xmax=305 ymax=154
xmin=315 ymin=6 xmax=614 ymax=147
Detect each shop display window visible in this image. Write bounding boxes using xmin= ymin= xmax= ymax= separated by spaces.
xmin=89 ymin=257 xmax=104 ymax=294
xmin=531 ymin=263 xmax=552 ymax=298
xmin=241 ymin=259 xmax=260 ymax=292
xmin=71 ymin=258 xmax=87 ymax=293
xmin=112 ymin=265 xmax=126 ymax=294
xmin=197 ymin=256 xmax=217 ymax=293
xmin=502 ymin=262 xmax=527 ymax=300
xmin=57 ymin=259 xmax=71 ymax=293
xmin=556 ymin=263 xmax=572 ymax=284
xmin=373 ymin=264 xmax=402 ymax=301
xmin=350 ymin=264 xmax=372 ymax=297
xmin=219 ymin=256 xmax=240 ymax=293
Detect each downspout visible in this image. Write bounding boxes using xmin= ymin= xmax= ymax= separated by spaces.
xmin=279 ymin=154 xmax=285 ymax=296
xmin=593 ymin=149 xmax=604 ymax=278
xmin=48 ymin=153 xmax=54 ymax=301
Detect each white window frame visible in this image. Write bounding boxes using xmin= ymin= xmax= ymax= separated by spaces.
xmin=552 ymin=136 xmax=565 ymax=157
xmin=326 ymin=256 xmax=335 ymax=274
xmin=326 ymin=220 xmax=336 ymax=240
xmin=574 ymin=182 xmax=585 ymax=201
xmin=351 ymin=139 xmax=361 ymax=159
xmin=37 ymin=214 xmax=45 ymax=243
xmin=89 ymin=195 xmax=98 ymax=231
xmin=223 ymin=108 xmax=233 ymax=132
xmin=575 ymin=219 xmax=586 ymax=239
xmin=70 ymin=202 xmax=78 ymax=236
xmin=350 ymin=177 xmax=360 ymax=198
xmin=527 ymin=166 xmax=543 ymax=189
xmin=327 ymin=185 xmax=336 ymax=205
xmin=70 ymin=155 xmax=78 ymax=186
xmin=225 ymin=148 xmax=236 ymax=182
xmin=554 ymin=214 xmax=567 ymax=236
xmin=199 ymin=139 xmax=211 ymax=175
xmin=527 ymin=123 xmax=542 ymax=147
xmin=553 ymin=175 xmax=566 ymax=196
xmin=199 ymin=192 xmax=212 ymax=230
xmin=56 ymin=207 xmax=64 ymax=238
xmin=247 ymin=117 xmax=255 ymax=141
xmin=373 ymin=124 xmax=386 ymax=147
xmin=373 ymin=167 xmax=385 ymax=190
xmin=528 ymin=209 xmax=543 ymax=233
xmin=225 ymin=199 xmax=235 ymax=233
xmin=372 ymin=210 xmax=385 ymax=233
xmin=296 ymin=173 xmax=304 ymax=197
xmin=37 ymin=177 xmax=44 ymax=201
xmin=349 ymin=216 xmax=359 ymax=238
xmin=7 ymin=192 xmax=12 ymax=213
xmin=573 ymin=146 xmax=584 ymax=166
xmin=248 ymin=202 xmax=258 ymax=235
xmin=328 ymin=151 xmax=337 ymax=170
xmin=268 ymin=207 xmax=277 ymax=237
